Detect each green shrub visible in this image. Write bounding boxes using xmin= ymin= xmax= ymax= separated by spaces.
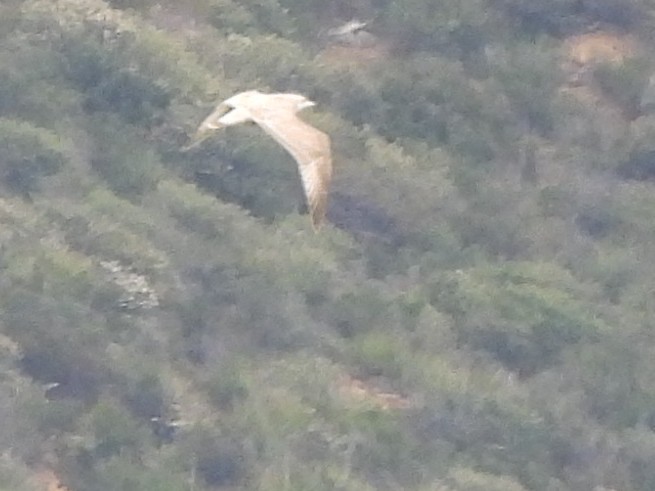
xmin=90 ymin=454 xmax=192 ymax=491
xmin=382 ymin=0 xmax=490 ymax=54
xmin=491 ymin=42 xmax=562 ymax=135
xmin=0 ymin=456 xmax=40 ymax=491
xmin=88 ymin=115 xmax=162 ymax=197
xmin=184 ymin=428 xmax=248 ymax=487
xmin=88 ymin=400 xmax=145 ymax=458
xmin=595 ymin=58 xmax=651 ymax=119
xmin=428 ymin=263 xmax=604 ymax=374
xmin=0 ymin=118 xmax=68 ymax=195
xmin=57 ymin=35 xmax=169 ymax=124
xmin=207 ymin=0 xmax=296 ymax=37
xmin=350 ymin=331 xmax=407 ymax=378
xmin=123 ymin=373 xmax=166 ymax=419
xmin=330 ymin=288 xmax=395 ymax=339
xmin=445 ymin=467 xmax=528 ymax=491
xmin=205 ymin=367 xmax=248 ymax=410
xmin=21 ymin=396 xmax=82 ymax=436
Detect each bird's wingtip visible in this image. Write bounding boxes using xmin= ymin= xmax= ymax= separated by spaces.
xmin=310 ymin=213 xmax=327 ymax=232
xmin=182 ymin=131 xmax=213 ymax=151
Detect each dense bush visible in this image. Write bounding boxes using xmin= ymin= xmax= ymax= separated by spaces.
xmin=595 ymin=57 xmax=651 ymax=119
xmin=1 ymin=0 xmax=655 ymax=490
xmin=0 ymin=118 xmax=68 ymax=195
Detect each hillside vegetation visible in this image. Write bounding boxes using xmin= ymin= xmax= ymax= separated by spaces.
xmin=2 ymin=0 xmax=655 ymax=490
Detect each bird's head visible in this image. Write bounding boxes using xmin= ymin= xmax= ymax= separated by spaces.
xmin=297 ymin=98 xmax=316 ymax=111
xmin=296 ymin=95 xmax=316 ymax=111
xmin=280 ymin=93 xmax=316 ymax=112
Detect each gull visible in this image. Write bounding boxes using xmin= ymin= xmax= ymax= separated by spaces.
xmin=326 ymin=19 xmax=369 ymax=38
xmin=325 ymin=19 xmax=379 ymax=48
xmin=186 ymin=90 xmax=332 ymax=231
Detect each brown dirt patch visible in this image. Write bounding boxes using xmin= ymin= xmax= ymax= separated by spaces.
xmin=33 ymin=469 xmax=69 ymax=491
xmin=559 ymin=30 xmax=642 ymax=119
xmin=564 ymin=30 xmax=638 ymax=68
xmin=562 ymin=30 xmax=638 ymax=88
xmin=336 ymin=374 xmax=411 ymax=410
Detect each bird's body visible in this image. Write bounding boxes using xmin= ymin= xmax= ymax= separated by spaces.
xmin=187 ymin=90 xmax=332 ymax=230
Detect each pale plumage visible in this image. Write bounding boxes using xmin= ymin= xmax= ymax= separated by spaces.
xmin=187 ymin=90 xmax=332 ymax=230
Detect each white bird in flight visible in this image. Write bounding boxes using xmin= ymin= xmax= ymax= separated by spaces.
xmin=186 ymin=90 xmax=333 ymax=231
xmin=326 ymin=19 xmax=369 ymax=38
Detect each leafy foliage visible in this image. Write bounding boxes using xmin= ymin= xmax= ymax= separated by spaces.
xmin=0 ymin=118 xmax=68 ymax=195
xmin=1 ymin=0 xmax=655 ymax=490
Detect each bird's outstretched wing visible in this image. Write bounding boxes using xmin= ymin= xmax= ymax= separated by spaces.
xmin=250 ymin=110 xmax=332 ymax=229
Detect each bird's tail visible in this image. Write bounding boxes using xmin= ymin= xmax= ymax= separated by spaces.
xmin=181 ymin=128 xmax=216 ymax=151
xmin=182 ymin=103 xmax=231 ymax=151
